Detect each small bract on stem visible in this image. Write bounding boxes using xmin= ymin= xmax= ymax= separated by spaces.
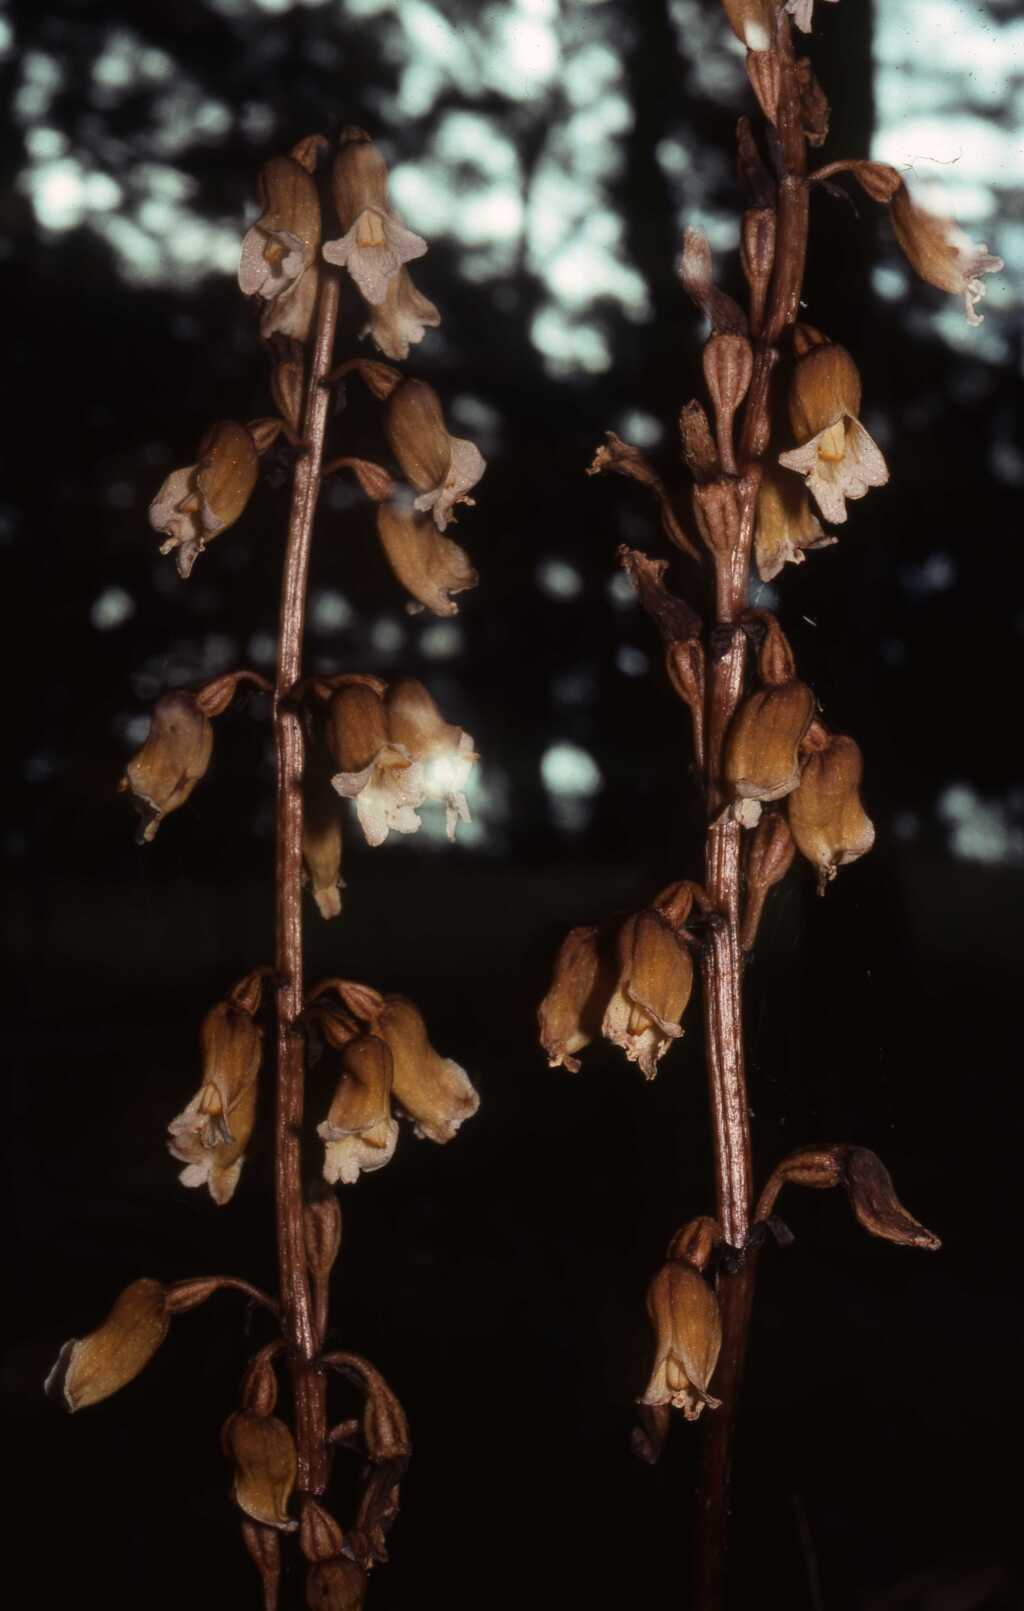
xmin=538 ymin=3 xmax=984 ymax=1605
xmin=50 ymin=126 xmax=485 ymax=1609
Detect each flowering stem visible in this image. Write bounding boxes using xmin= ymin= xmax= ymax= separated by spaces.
xmin=274 ymin=265 xmax=340 ymax=1496
xmin=695 ymin=20 xmax=810 ymax=1607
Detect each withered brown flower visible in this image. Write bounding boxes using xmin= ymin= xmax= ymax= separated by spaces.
xmin=891 ymin=184 xmax=1003 ymax=327
xmin=787 ymin=731 xmax=875 ymax=892
xmin=223 ymin=1410 xmax=298 ymax=1531
xmin=601 ymin=909 xmax=694 ymax=1079
xmin=724 ymin=680 xmax=816 ymax=805
xmin=538 ymin=924 xmax=611 ymax=1074
xmin=375 ymin=995 xmax=479 ymax=1143
xmin=377 ymin=499 xmax=478 ymax=616
xmin=120 ymin=689 xmax=213 ymax=843
xmin=639 ymin=1260 xmax=722 ymax=1420
xmin=45 ymin=1279 xmax=169 ymax=1412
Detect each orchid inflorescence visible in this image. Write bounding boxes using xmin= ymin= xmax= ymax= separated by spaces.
xmin=49 ymin=126 xmax=486 ymax=1610
xmin=536 ymin=1 xmax=994 ymax=1593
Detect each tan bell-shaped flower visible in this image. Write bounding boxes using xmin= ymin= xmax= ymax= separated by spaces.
xmin=788 ymin=732 xmax=875 ymax=893
xmin=375 ymin=995 xmax=479 ymax=1143
xmin=376 ymin=499 xmax=478 ymax=617
xmin=327 ymin=682 xmax=424 ymax=848
xmin=639 ymin=1260 xmax=722 ymax=1420
xmin=224 ymin=1411 xmax=298 ymax=1531
xmin=45 ymin=1279 xmax=169 ymax=1412
xmin=149 ymin=421 xmax=260 ymax=578
xmin=322 ymin=135 xmax=427 ymax=306
xmin=385 ymin=379 xmax=486 ymax=534
xmin=720 ymin=0 xmax=774 ymax=50
xmin=385 ymin=678 xmax=477 ymax=841
xmin=361 ymin=265 xmax=441 ymax=360
xmin=602 ymin=909 xmax=694 ymax=1079
xmin=167 ymin=1063 xmax=259 ymax=1206
xmin=317 ymin=1034 xmax=399 ymax=1186
xmin=238 ymin=155 xmax=321 ymax=303
xmin=120 ymin=689 xmax=213 ymax=844
xmin=890 ymin=183 xmax=1002 ymax=327
xmin=167 ymin=983 xmax=263 ymax=1205
xmin=724 ymin=681 xmax=816 ymax=804
xmin=538 ymin=924 xmax=611 ymax=1073
xmin=778 ymin=343 xmax=888 ymax=525
xmin=306 ymin=1558 xmax=369 ymax=1611
xmin=754 ymin=465 xmax=834 ymax=582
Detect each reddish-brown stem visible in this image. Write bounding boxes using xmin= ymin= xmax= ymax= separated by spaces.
xmin=274 ymin=266 xmax=340 ymax=1497
xmin=696 ymin=20 xmax=810 ymax=1609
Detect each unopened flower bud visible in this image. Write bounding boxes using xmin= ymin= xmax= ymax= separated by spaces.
xmin=703 ymin=333 xmax=753 ymax=475
xmin=303 ymin=780 xmax=344 ymax=921
xmin=746 ymin=46 xmax=781 ymax=125
xmin=323 ymin=136 xmax=427 ymax=306
xmin=271 ymin=357 xmax=305 ymax=434
xmin=890 ymin=183 xmax=1003 ymax=327
xmin=602 ymin=910 xmax=694 ymax=1080
xmin=120 ymin=689 xmax=213 ymax=844
xmin=724 ymin=681 xmax=816 ymax=803
xmin=223 ymin=1411 xmax=298 ymax=1531
xmin=740 ymin=809 xmax=796 ymax=950
xmin=377 ymin=500 xmax=478 ymax=618
xmin=374 ymin=995 xmax=479 ymax=1143
xmin=46 ymin=1279 xmax=169 ymax=1412
xmin=304 ymin=1190 xmax=343 ymax=1282
xmin=317 ymin=1035 xmax=398 ymax=1186
xmin=639 ymin=1260 xmax=722 ymax=1420
xmin=679 ymin=227 xmax=748 ymax=334
xmin=306 ymin=1558 xmax=368 ymax=1611
xmin=538 ymin=925 xmax=610 ymax=1074
xmin=740 ymin=207 xmax=776 ymax=333
xmin=150 ymin=421 xmax=260 ymax=578
xmin=720 ymin=0 xmax=773 ymax=51
xmin=787 ymin=732 xmax=875 ymax=892
xmin=679 ymin=400 xmax=720 ymax=482
xmin=300 ymin=1498 xmax=346 ymax=1564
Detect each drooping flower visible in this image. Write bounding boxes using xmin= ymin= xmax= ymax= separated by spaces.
xmin=317 ymin=1035 xmax=399 ymax=1186
xmin=537 ymin=925 xmax=612 ymax=1073
xmin=361 ymin=266 xmax=441 ymax=361
xmin=167 ymin=994 xmax=262 ymax=1205
xmin=385 ymin=379 xmax=486 ymax=534
xmin=723 ymin=681 xmax=816 ymax=803
xmin=787 ymin=731 xmax=875 ymax=893
xmin=238 ymin=154 xmax=321 ymax=342
xmin=119 ymin=689 xmax=213 ymax=843
xmin=376 ymin=499 xmax=478 ymax=616
xmin=375 ymin=995 xmax=479 ymax=1143
xmin=639 ymin=1260 xmax=722 ymax=1421
xmin=753 ymin=464 xmax=834 ymax=582
xmin=890 ymin=184 xmax=1003 ymax=327
xmin=45 ymin=1280 xmax=169 ymax=1412
xmin=602 ymin=910 xmax=694 ymax=1079
xmin=322 ymin=135 xmax=426 ymax=305
xmin=777 ymin=340 xmax=888 ymax=524
xmin=149 ymin=421 xmax=260 ymax=578
xmin=223 ymin=1411 xmax=298 ymax=1531
xmin=385 ymin=678 xmax=477 ymax=840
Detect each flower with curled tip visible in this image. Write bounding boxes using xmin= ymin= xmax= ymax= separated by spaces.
xmin=538 ymin=924 xmax=612 ymax=1074
xmin=45 ymin=1279 xmax=169 ymax=1412
xmin=322 ymin=134 xmax=426 ymax=305
xmin=377 ymin=498 xmax=478 ymax=616
xmin=223 ymin=1410 xmax=298 ymax=1531
xmin=167 ymin=982 xmax=263 ymax=1205
xmin=149 ymin=421 xmax=260 ymax=578
xmin=639 ymin=1259 xmax=722 ymax=1421
xmin=119 ymin=689 xmax=213 ymax=844
xmin=787 ymin=731 xmax=875 ymax=893
xmin=238 ymin=153 xmax=321 ymax=342
xmin=375 ymin=995 xmax=479 ymax=1143
xmin=777 ymin=339 xmax=888 ymax=525
xmin=385 ymin=379 xmax=486 ymax=534
xmin=317 ymin=1034 xmax=399 ymax=1186
xmin=362 ymin=265 xmax=441 ymax=360
xmin=602 ymin=909 xmax=694 ymax=1080
xmin=890 ymin=184 xmax=1003 ymax=328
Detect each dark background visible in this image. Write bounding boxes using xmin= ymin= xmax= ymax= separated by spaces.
xmin=3 ymin=1 xmax=1022 ymax=1607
